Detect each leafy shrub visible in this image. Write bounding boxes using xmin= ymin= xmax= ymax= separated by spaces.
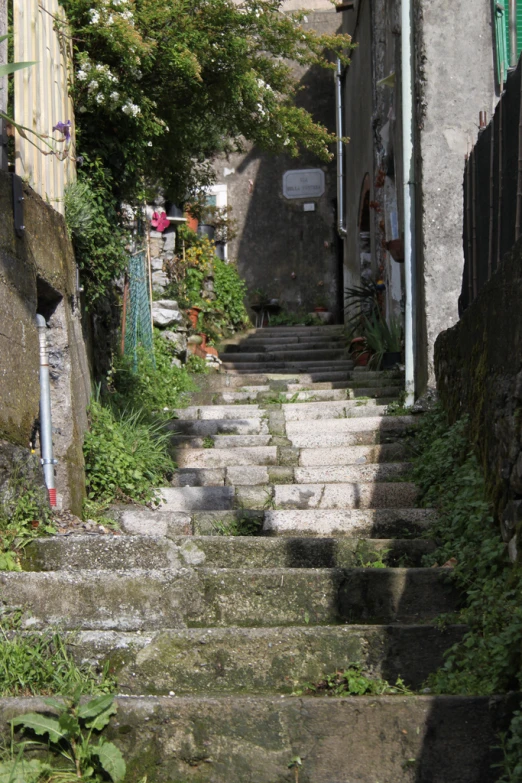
xmin=411 ymin=406 xmax=522 ymax=781
xmin=64 ymin=159 xmax=128 ymax=306
xmin=111 ymin=331 xmax=195 ymax=416
xmin=212 ymin=256 xmax=249 ymax=329
xmin=83 ymin=396 xmax=175 ymax=505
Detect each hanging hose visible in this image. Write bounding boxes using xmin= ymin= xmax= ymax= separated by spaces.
xmin=36 ymin=314 xmax=57 ymax=507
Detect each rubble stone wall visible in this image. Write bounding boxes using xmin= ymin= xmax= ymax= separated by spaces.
xmin=435 ymin=238 xmax=522 ymax=564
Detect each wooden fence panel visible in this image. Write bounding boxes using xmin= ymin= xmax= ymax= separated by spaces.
xmin=13 ymin=0 xmax=76 ymax=214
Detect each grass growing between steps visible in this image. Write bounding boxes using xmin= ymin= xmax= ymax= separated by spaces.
xmin=0 ymin=612 xmax=115 ymax=697
xmin=411 ymin=406 xmax=522 ymax=782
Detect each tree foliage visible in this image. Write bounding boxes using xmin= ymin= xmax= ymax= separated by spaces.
xmin=60 ymin=0 xmax=353 ymax=203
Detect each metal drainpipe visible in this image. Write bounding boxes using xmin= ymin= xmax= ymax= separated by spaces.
xmin=36 ymin=314 xmax=57 ymax=507
xmin=336 ymin=59 xmax=347 ymax=239
xmin=401 ymin=0 xmax=416 ymax=406
xmin=510 ymin=0 xmax=518 ymax=68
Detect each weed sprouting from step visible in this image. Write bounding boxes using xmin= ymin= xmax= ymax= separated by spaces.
xmin=202 ymin=436 xmax=215 ymax=449
xmin=0 ymin=474 xmax=55 ymax=572
xmin=0 ymin=611 xmax=115 ymax=697
xmin=214 ymin=514 xmax=263 ymax=536
xmin=355 ymin=544 xmax=390 ymax=568
xmin=386 ymin=391 xmax=410 ymax=416
xmin=293 ymin=664 xmax=412 ymax=697
xmin=3 ymin=691 xmax=125 ymax=782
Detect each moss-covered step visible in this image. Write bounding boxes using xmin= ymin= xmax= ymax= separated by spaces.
xmin=0 ymin=567 xmax=460 ymax=631
xmin=0 ymin=695 xmax=505 ymax=783
xmin=23 ymin=535 xmax=435 ymax=572
xmin=67 ymin=623 xmax=465 ymax=695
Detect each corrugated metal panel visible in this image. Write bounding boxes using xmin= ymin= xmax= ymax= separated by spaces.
xmin=13 ymin=0 xmax=76 ymax=215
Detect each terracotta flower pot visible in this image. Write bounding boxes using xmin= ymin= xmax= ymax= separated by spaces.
xmin=187 ymin=306 xmax=202 ymax=329
xmin=386 ymin=239 xmax=405 ymax=263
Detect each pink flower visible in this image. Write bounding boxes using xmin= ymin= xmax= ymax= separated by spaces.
xmin=151 ymin=211 xmax=170 ymax=232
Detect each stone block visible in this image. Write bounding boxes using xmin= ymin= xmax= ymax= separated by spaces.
xmin=161 ymin=330 xmax=187 ymax=356
xmin=163 ymin=232 xmax=176 ymax=252
xmin=152 ymin=301 xmax=183 ymax=327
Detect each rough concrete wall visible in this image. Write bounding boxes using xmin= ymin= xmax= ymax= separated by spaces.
xmin=0 ymin=171 xmax=90 ymax=513
xmin=215 ymin=10 xmax=343 ymax=320
xmin=435 ymin=238 xmax=522 ymax=564
xmin=341 ymin=0 xmax=405 ymax=323
xmin=415 ymin=0 xmax=496 ymax=392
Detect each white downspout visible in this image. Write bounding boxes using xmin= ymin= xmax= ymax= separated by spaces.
xmin=36 ymin=314 xmax=57 ymax=507
xmin=401 ymin=0 xmax=416 ymax=406
xmin=336 ymin=59 xmax=347 ymax=239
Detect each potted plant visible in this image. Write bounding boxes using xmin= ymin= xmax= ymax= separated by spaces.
xmin=349 ymin=336 xmax=371 ymax=366
xmin=363 ymin=314 xmax=402 ymax=369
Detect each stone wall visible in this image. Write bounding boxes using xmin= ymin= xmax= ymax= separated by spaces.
xmin=0 ymin=171 xmax=90 ymax=514
xmin=434 ymin=238 xmax=522 ymax=564
xmin=213 ymin=10 xmax=343 ymax=321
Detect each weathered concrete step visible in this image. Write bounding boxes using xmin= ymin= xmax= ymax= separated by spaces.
xmin=169 ymin=418 xmax=269 ymax=436
xmin=251 ymin=324 xmax=345 ymax=335
xmin=24 ymin=535 xmax=434 ymax=572
xmin=160 ymin=482 xmax=418 ymax=511
xmin=0 ymin=695 xmax=503 ymax=783
xmin=282 ymin=400 xmax=389 ymax=420
xmin=221 ymin=361 xmax=354 ymax=372
xmin=174 ymin=399 xmax=391 ymax=421
xmin=219 ymin=350 xmax=348 ymax=364
xmin=176 ymin=446 xmax=279 ymax=467
xmin=171 ymin=427 xmax=409 ymax=449
xmin=72 ymin=624 xmax=464 ymax=695
xmin=174 ymin=404 xmax=266 ymax=420
xmin=176 ymin=443 xmax=407 ymax=468
xmin=0 ymin=567 xmax=460 ymax=629
xmin=115 ymin=506 xmax=436 ymax=539
xmin=171 ymin=434 xmax=273 ymax=449
xmin=286 ymin=414 xmax=416 ymax=436
xmin=200 ymin=372 xmax=353 ymax=388
xmin=262 ymin=508 xmax=436 ymax=537
xmin=195 ymin=388 xmax=398 ymax=404
xmin=172 ymin=462 xmax=411 ymax=487
xmin=224 ymin=340 xmax=347 ymax=353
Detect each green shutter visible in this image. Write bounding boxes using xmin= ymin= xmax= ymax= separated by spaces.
xmin=517 ymin=0 xmax=522 ymax=60
xmin=495 ymin=0 xmax=509 ymax=83
xmin=502 ymin=0 xmax=522 ymax=65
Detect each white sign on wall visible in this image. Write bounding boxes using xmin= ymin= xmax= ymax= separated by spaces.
xmin=283 ymin=169 xmax=325 ymax=200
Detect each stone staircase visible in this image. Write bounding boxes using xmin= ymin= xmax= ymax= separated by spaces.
xmin=2 ymin=325 xmax=504 ymax=782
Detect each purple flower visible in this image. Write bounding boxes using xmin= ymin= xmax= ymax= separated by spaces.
xmin=53 ymin=120 xmax=72 ymax=141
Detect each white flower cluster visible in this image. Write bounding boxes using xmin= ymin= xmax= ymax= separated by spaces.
xmin=88 ymin=1 xmax=133 ymax=28
xmin=122 ymin=101 xmax=140 ymax=117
